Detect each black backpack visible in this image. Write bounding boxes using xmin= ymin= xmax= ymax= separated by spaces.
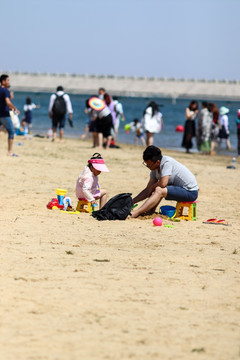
xmin=92 ymin=193 xmax=133 ymax=221
xmin=52 ymin=94 xmax=66 ymax=117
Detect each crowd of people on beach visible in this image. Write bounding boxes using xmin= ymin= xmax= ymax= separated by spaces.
xmin=82 ymin=88 xmax=165 ymax=149
xmin=181 ymin=99 xmax=236 ymax=155
xmin=1 ymin=73 xmax=240 ymax=157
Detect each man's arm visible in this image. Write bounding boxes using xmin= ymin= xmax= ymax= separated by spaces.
xmin=5 ymin=97 xmax=20 ymax=114
xmin=132 ymin=177 xmax=157 ymax=204
xmin=120 ymin=112 xmax=125 ymax=121
xmin=156 ymin=175 xmax=169 ymax=188
xmin=64 ymin=94 xmax=73 ymax=116
xmin=149 ymin=175 xmax=170 ymax=194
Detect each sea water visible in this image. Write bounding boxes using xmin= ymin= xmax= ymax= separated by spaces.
xmin=13 ymin=91 xmax=238 ymax=154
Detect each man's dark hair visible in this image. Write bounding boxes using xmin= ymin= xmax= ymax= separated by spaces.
xmin=57 ymin=85 xmax=64 ymax=91
xmin=0 ymin=74 xmax=9 ymax=84
xmin=143 ymin=145 xmax=162 ymax=162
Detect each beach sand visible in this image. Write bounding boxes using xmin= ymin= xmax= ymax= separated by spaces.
xmin=0 ymin=134 xmax=240 ymax=360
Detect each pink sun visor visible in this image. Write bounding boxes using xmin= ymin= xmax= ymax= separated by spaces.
xmin=88 ymin=158 xmax=109 ymax=172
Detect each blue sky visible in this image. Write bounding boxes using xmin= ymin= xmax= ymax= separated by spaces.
xmin=1 ymin=0 xmax=239 ymax=80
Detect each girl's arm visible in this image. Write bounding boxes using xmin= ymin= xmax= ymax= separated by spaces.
xmin=185 ymin=107 xmax=191 ymax=119
xmin=81 ymin=175 xmax=95 ymax=202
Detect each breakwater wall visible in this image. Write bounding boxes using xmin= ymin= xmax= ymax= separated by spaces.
xmin=2 ymin=71 xmax=240 ymax=100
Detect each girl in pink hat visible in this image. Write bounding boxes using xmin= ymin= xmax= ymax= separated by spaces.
xmin=76 ymin=153 xmax=109 ymax=209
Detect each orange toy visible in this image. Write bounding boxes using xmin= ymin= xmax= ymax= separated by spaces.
xmin=175 ymin=201 xmax=197 ymax=221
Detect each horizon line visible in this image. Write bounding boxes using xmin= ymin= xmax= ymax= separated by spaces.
xmin=1 ymin=70 xmax=239 ymax=85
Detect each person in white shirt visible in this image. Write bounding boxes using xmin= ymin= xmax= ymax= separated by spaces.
xmin=113 ymin=96 xmax=125 ymax=138
xmin=142 ymin=101 xmax=163 ymax=146
xmin=49 ymin=86 xmax=73 ymax=142
xmin=22 ymin=97 xmax=40 ymax=133
xmin=218 ymin=106 xmax=231 ymax=150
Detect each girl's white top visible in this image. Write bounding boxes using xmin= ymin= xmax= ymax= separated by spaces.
xmin=187 ymin=110 xmax=198 ymax=121
xmin=76 ymin=166 xmax=100 ymax=202
xmin=142 ymin=107 xmax=162 ymax=133
xmin=219 ymin=114 xmax=229 ymax=134
xmin=24 ymin=104 xmax=37 ymax=111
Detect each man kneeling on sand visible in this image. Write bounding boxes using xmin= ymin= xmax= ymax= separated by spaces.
xmin=131 ymin=146 xmax=199 ymax=218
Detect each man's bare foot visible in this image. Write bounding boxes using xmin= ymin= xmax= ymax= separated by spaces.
xmin=131 ymin=208 xmax=157 ymax=219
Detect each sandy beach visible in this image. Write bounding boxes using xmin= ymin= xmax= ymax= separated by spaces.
xmin=0 ymin=134 xmax=240 ymax=360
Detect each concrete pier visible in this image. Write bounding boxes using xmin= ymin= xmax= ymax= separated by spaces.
xmin=2 ymin=71 xmax=240 ymax=100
